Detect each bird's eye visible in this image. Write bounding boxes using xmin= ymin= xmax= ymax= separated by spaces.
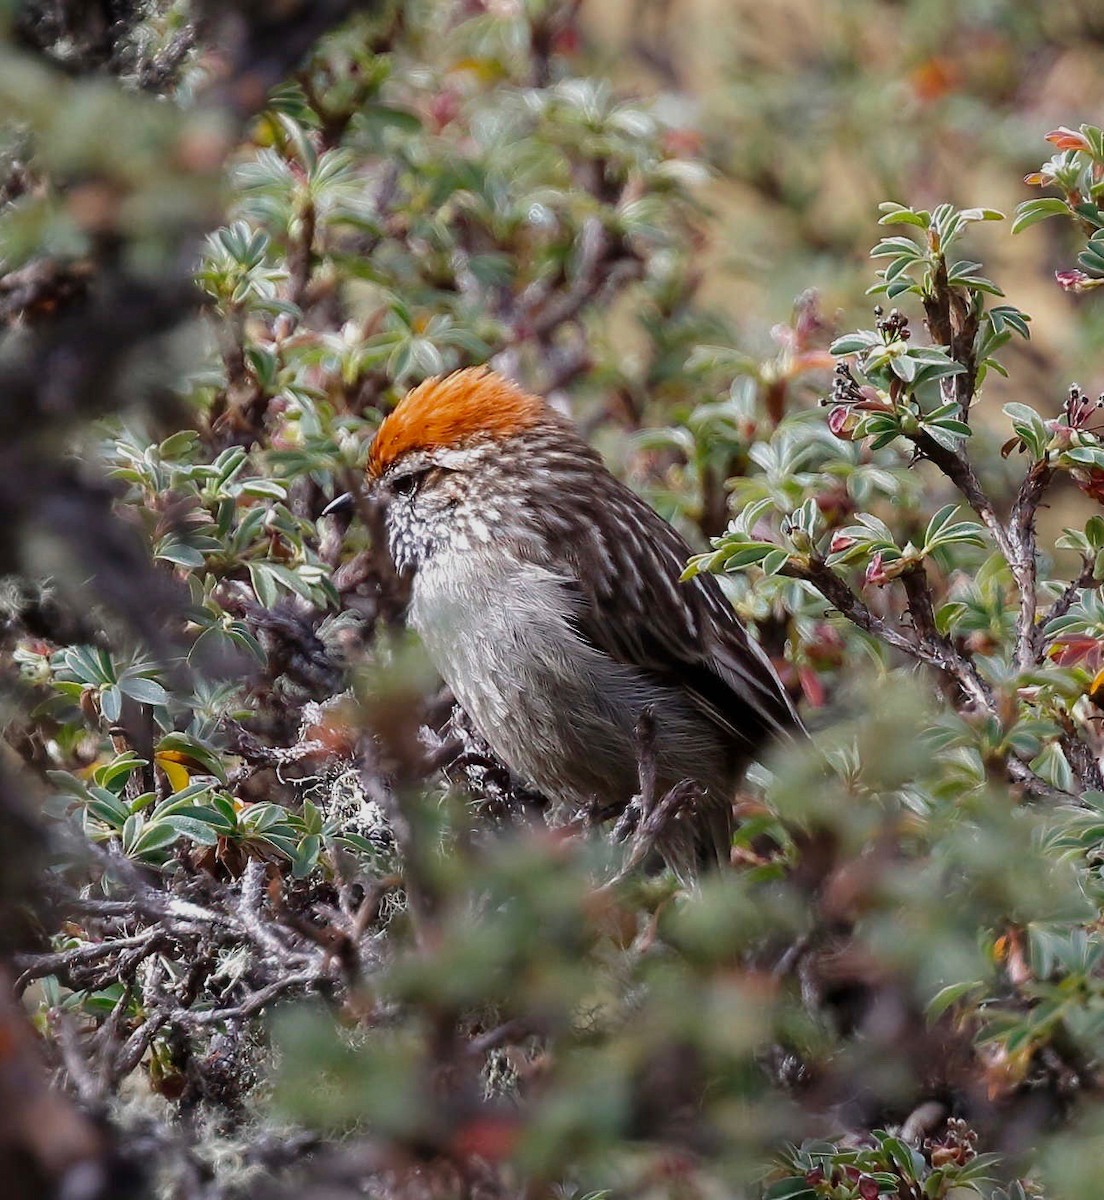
xmin=392 ymin=469 xmax=429 ymax=498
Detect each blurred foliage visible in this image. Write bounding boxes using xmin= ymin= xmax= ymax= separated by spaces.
xmin=4 ymin=3 xmax=1104 ymax=1200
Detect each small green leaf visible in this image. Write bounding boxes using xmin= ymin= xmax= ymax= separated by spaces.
xmin=935 ymin=602 xmax=967 ymax=635
xmin=248 ymin=561 xmax=280 ymax=608
xmin=926 ymin=980 xmax=981 ymax=1020
xmin=117 ymin=673 xmax=169 ymax=707
xmin=1063 ymin=446 xmax=1104 ymax=469
xmin=830 ymin=332 xmax=878 ymax=355
xmin=877 ymin=203 xmax=930 ymax=229
xmin=762 ymin=1180 xmax=817 ymax=1200
xmin=163 ymin=815 xmax=222 ymax=847
xmin=890 ymin=353 xmax=918 ymax=382
xmin=1011 ymin=197 xmax=1070 ymax=234
xmin=101 ymin=685 xmax=123 ymax=723
xmin=130 ymin=822 xmax=182 ymax=858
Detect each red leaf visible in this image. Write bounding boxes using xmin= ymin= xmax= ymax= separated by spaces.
xmin=449 ymin=1115 xmax=521 ymax=1163
xmin=798 ymin=665 xmax=825 ymax=708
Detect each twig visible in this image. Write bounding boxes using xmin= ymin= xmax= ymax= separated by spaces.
xmin=785 ymin=558 xmax=920 ymax=659
xmin=791 ymin=556 xmax=992 ymax=708
xmin=466 ymin=1017 xmax=538 ymax=1057
xmin=909 ymin=431 xmax=1013 ymax=561
xmin=909 ymin=430 xmax=1057 ymax=671
xmin=906 ymin=433 xmax=1080 ymax=705
xmin=1044 ymin=561 xmax=1096 ymax=636
xmin=53 ymin=1011 xmax=104 ymax=1106
xmin=1006 ymin=755 xmax=1079 ymax=803
xmin=1057 ymin=712 xmax=1104 ymax=793
xmin=286 ymin=198 xmax=317 ymax=314
xmin=14 ymin=930 xmax=162 ymax=992
xmin=181 ymin=969 xmax=323 ymax=1027
xmin=900 ymin=562 xmax=942 ymax=646
xmin=900 ymin=564 xmax=993 ymax=711
xmin=111 ymin=1006 xmax=170 ymax=1080
xmin=1008 ymin=457 xmax=1056 ymax=669
xmin=904 ymin=429 xmax=1100 ymax=794
xmin=922 ymin=256 xmax=979 ymax=421
xmin=787 ymin=558 xmax=1081 ymax=801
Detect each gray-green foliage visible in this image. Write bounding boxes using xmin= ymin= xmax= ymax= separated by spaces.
xmin=5 ymin=4 xmax=1104 ymax=1200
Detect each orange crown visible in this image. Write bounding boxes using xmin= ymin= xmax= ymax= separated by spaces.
xmin=367 ymin=367 xmax=545 ymax=479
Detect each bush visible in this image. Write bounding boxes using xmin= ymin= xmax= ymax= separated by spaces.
xmin=4 ymin=3 xmax=1104 ymax=1199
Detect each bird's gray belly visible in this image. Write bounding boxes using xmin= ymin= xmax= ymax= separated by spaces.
xmin=410 ymin=552 xmax=729 ymax=813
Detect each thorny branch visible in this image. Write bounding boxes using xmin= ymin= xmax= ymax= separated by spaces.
xmin=787 ymin=555 xmax=993 ymax=721
xmin=786 ymin=547 xmax=1081 ymax=804
xmin=1007 ymin=457 xmax=1055 ymax=670
xmin=909 ymin=430 xmax=1012 ymax=558
xmin=1045 ymin=560 xmax=1097 ymax=631
xmin=922 ymin=257 xmax=980 ymax=423
xmin=784 ymin=557 xmax=920 ymax=660
xmin=903 ymin=432 xmax=1103 ymax=791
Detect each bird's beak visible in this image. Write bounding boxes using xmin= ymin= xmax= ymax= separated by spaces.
xmin=322 ymin=491 xmax=355 ymax=517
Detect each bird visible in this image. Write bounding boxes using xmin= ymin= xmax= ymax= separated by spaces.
xmin=326 ymin=366 xmax=801 ymax=870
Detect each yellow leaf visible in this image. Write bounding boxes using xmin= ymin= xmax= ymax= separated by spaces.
xmin=451 ymin=57 xmax=506 ymax=83
xmin=1089 ymin=665 xmax=1104 ymax=710
xmin=155 ymin=752 xmax=191 ymax=792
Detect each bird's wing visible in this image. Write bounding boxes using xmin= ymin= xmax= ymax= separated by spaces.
xmin=538 ymin=475 xmax=800 ymax=752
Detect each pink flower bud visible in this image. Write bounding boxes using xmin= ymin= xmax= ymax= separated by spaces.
xmin=865 ymin=551 xmax=891 ymax=586
xmin=864 ymin=551 xmax=912 ymax=586
xmin=827 ymin=406 xmax=858 ymax=439
xmin=1055 ymin=269 xmax=1104 ymax=293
